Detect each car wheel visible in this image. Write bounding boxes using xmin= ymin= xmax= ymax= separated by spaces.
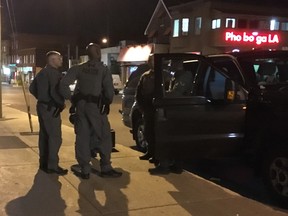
xmin=135 ymin=118 xmax=148 ymax=153
xmin=263 ymin=148 xmax=288 ymax=207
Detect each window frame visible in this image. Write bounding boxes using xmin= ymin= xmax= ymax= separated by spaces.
xmin=226 ymin=18 xmax=236 ymax=28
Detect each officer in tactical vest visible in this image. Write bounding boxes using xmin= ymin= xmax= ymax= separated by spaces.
xmin=60 ymin=43 xmax=122 ymax=179
xmin=29 ymin=51 xmax=68 ymax=175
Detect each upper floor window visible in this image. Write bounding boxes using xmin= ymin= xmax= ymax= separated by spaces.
xmin=212 ymin=19 xmax=221 ymax=29
xmin=238 ymin=19 xmax=248 ymax=29
xmin=226 ymin=18 xmax=236 ymax=28
xmin=281 ymin=22 xmax=288 ymax=31
xmin=173 ymin=19 xmax=180 ymax=37
xmin=182 ymin=18 xmax=189 ymax=36
xmin=195 ymin=17 xmax=202 ymax=35
xmin=249 ymin=20 xmax=259 ymax=29
xmin=270 ymin=19 xmax=280 ymax=31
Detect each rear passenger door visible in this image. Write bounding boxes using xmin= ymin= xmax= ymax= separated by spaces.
xmin=153 ymin=54 xmax=247 ymax=160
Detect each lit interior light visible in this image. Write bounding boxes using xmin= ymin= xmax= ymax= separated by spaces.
xmin=232 ymin=49 xmax=240 ymax=52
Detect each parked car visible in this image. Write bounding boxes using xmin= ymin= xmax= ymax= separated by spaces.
xmin=112 ymin=74 xmax=123 ymax=95
xmin=123 ymin=51 xmax=288 ymax=205
xmin=120 ymin=64 xmax=150 ymax=151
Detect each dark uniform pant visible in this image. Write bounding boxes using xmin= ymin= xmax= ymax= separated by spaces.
xmin=144 ymin=108 xmax=155 ymax=156
xmin=75 ymin=100 xmax=112 ymax=174
xmin=37 ymin=103 xmax=62 ymax=170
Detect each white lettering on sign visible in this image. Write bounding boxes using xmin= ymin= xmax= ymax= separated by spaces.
xmin=225 ymin=31 xmax=280 ymax=45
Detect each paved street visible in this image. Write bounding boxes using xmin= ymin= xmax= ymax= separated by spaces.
xmin=1 ymin=83 xmax=135 ymax=148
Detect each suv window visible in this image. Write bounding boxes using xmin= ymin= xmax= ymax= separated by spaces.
xmin=196 ymin=65 xmax=247 ymax=103
xmin=210 ymin=57 xmax=244 ymax=86
xmin=161 ymin=58 xmax=200 ymax=97
xmin=238 ymin=58 xmax=288 ymax=86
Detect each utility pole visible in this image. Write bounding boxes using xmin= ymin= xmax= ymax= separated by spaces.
xmin=0 ymin=0 xmax=3 ymax=118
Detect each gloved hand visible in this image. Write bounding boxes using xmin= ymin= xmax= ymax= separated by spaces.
xmin=69 ymin=104 xmax=77 ymax=124
xmin=99 ymin=96 xmax=111 ymax=115
xmin=53 ymin=104 xmax=65 ymax=118
xmin=100 ymin=104 xmax=110 ymax=115
xmin=69 ymin=113 xmax=77 ymax=125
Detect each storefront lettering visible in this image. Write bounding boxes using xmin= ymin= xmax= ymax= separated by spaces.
xmin=225 ymin=31 xmax=280 ymax=45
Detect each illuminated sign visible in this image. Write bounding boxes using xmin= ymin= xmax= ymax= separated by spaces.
xmin=225 ymin=31 xmax=280 ymax=45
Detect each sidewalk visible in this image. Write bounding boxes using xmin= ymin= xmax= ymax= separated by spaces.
xmin=0 ymin=106 xmax=287 ymax=216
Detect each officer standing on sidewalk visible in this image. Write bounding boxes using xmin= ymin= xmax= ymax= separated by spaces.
xmin=60 ymin=43 xmax=122 ymax=179
xmin=136 ymin=57 xmax=155 ymax=162
xmin=29 ymin=51 xmax=68 ymax=175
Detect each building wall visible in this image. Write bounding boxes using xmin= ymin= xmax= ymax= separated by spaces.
xmin=168 ymin=0 xmax=288 ymax=54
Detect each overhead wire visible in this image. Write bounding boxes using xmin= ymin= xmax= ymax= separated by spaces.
xmin=9 ymin=0 xmax=17 ymax=34
xmin=5 ymin=0 xmax=17 ymax=59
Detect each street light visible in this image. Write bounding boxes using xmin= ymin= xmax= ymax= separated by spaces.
xmin=102 ymin=37 xmax=108 ymax=46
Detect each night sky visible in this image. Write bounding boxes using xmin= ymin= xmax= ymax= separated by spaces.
xmin=3 ymin=0 xmax=159 ymax=46
xmin=3 ymin=0 xmax=288 ymax=48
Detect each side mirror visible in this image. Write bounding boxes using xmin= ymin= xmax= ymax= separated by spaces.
xmin=224 ymin=79 xmax=236 ymax=102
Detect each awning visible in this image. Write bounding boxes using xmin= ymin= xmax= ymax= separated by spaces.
xmin=118 ymin=44 xmax=152 ymax=62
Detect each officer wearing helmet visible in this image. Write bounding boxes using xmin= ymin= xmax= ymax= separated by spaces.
xmin=60 ymin=43 xmax=122 ymax=179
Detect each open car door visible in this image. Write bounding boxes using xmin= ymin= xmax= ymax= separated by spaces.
xmin=153 ymin=54 xmax=247 ymax=161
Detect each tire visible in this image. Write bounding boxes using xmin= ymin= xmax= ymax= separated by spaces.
xmin=263 ymin=148 xmax=288 ymax=207
xmin=134 ymin=118 xmax=148 ymax=153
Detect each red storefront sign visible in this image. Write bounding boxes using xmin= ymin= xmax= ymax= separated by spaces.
xmin=225 ymin=31 xmax=280 ymax=45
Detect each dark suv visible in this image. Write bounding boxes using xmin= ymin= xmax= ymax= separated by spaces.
xmin=127 ymin=51 xmax=288 ymax=204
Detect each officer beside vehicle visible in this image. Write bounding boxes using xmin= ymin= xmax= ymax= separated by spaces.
xmin=29 ymin=51 xmax=68 ymax=175
xmin=136 ymin=56 xmax=155 ymax=161
xmin=60 ymin=43 xmax=122 ymax=179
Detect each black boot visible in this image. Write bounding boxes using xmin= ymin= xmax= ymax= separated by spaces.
xmin=139 ymin=152 xmax=151 ymax=160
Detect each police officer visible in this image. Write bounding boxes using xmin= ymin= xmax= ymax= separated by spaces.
xmin=60 ymin=43 xmax=122 ymax=179
xmin=29 ymin=51 xmax=67 ymax=175
xmin=136 ymin=57 xmax=155 ymax=161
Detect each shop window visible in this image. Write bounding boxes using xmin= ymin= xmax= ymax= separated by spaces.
xmin=212 ymin=19 xmax=221 ymax=29
xmin=226 ymin=18 xmax=236 ymax=28
xmin=281 ymin=22 xmax=288 ymax=31
xmin=182 ymin=18 xmax=189 ymax=36
xmin=259 ymin=20 xmax=270 ymax=30
xmin=249 ymin=20 xmax=259 ymax=29
xmin=270 ymin=19 xmax=280 ymax=31
xmin=195 ymin=17 xmax=202 ymax=35
xmin=237 ymin=19 xmax=248 ymax=29
xmin=173 ymin=19 xmax=180 ymax=37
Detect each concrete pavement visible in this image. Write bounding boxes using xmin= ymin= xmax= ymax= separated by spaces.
xmin=0 ymin=105 xmax=287 ymax=216
xmin=1 ymin=84 xmax=135 ymax=147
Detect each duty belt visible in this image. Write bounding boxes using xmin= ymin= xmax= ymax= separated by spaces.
xmin=72 ymin=92 xmax=100 ymax=104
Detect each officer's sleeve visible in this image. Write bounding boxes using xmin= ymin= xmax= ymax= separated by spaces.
xmin=102 ymin=67 xmax=114 ymax=104
xmin=29 ymin=77 xmax=38 ymax=99
xmin=48 ymin=70 xmax=64 ymax=106
xmin=37 ymin=71 xmax=50 ymax=101
xmin=60 ymin=66 xmax=79 ymax=100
